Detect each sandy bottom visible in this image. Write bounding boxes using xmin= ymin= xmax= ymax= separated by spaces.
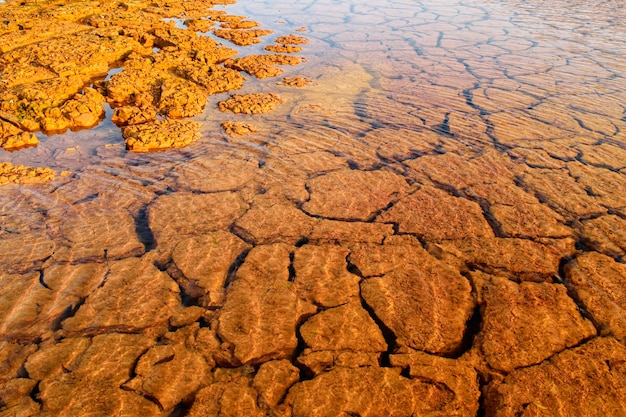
xmin=1 ymin=0 xmax=626 ymax=416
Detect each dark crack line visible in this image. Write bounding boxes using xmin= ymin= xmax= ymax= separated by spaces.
xmin=134 ymin=205 xmax=156 ymax=252
xmin=224 ymin=248 xmax=250 ymax=289
xmin=359 ymin=290 xmax=397 ymax=367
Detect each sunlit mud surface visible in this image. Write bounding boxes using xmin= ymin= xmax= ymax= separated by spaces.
xmin=1 ymin=0 xmax=626 ymax=415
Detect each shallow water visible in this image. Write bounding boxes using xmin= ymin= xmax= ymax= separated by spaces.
xmin=1 ymin=0 xmax=626 ymax=415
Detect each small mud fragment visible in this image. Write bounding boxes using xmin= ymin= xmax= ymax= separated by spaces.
xmin=277 ymin=76 xmax=312 ymax=87
xmin=430 ymin=237 xmax=572 ymax=282
xmin=263 ymin=34 xmax=308 ymax=53
xmin=184 ymin=18 xmax=216 ymax=32
xmin=61 ymin=257 xmax=180 ymax=337
xmin=577 ymin=143 xmax=626 ymax=170
xmin=299 ymin=302 xmax=387 ymax=352
xmin=37 ymin=333 xmax=160 ymax=416
xmin=52 ymin=207 xmax=145 ymax=263
xmin=285 ymin=366 xmax=467 ymax=417
xmin=170 ymin=231 xmax=252 ymax=307
xmin=188 ymin=369 xmax=265 ymax=417
xmin=378 ymin=186 xmax=494 ymax=240
xmin=293 ymin=244 xmax=361 ymax=307
xmin=219 ymin=19 xmax=260 ymax=30
xmin=568 ymin=163 xmax=626 ymax=210
xmin=176 ymin=62 xmax=245 ymax=95
xmin=148 ymin=191 xmax=249 ymax=258
xmin=264 ymin=44 xmax=303 ymax=53
xmin=111 ymin=105 xmax=156 ymax=126
xmin=225 ymin=54 xmax=302 ymax=78
xmin=564 ymin=252 xmax=626 ymax=342
xmin=484 ymin=337 xmax=626 ymax=417
xmin=471 ymin=272 xmax=596 ymax=372
xmin=275 ymin=34 xmax=310 ymax=45
xmin=0 ymin=378 xmax=39 ymax=416
xmin=124 ymin=343 xmax=212 ymax=411
xmin=489 ymin=202 xmax=571 ymax=239
xmin=577 ymin=215 xmax=626 ymax=258
xmin=221 ymin=121 xmax=258 ymax=135
xmin=122 ymin=120 xmax=201 ymax=152
xmin=218 ymin=244 xmax=317 ymax=365
xmin=172 ymin=156 xmax=258 ymax=193
xmin=157 ymin=76 xmax=207 ymax=118
xmin=213 ymin=28 xmax=273 ymax=46
xmin=0 ymin=342 xmax=38 ymax=385
xmin=390 ymin=352 xmax=481 ymax=417
xmin=0 ymin=120 xmax=39 ymax=150
xmin=0 ymin=162 xmax=55 ymax=185
xmin=519 ymin=168 xmax=607 ymax=218
xmin=218 ymin=93 xmax=284 ymax=114
xmin=353 ymin=236 xmax=476 ymax=355
xmin=253 ymin=360 xmax=300 ymax=409
xmin=304 ymin=169 xmax=410 ymax=221
xmin=24 ymin=337 xmax=91 ymax=381
xmin=296 ymin=350 xmax=381 ymax=376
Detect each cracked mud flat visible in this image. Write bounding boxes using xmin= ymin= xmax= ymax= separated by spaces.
xmin=1 ymin=0 xmax=626 ymax=416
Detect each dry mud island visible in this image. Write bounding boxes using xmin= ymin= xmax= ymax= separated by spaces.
xmin=1 ymin=0 xmax=626 ymax=416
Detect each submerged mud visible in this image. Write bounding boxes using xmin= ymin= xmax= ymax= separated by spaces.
xmin=1 ymin=0 xmax=626 ymax=416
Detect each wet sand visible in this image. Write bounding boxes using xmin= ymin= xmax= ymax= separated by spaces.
xmin=1 ymin=0 xmax=626 ymax=416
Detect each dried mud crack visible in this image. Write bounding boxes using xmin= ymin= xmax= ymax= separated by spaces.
xmin=2 ymin=0 xmax=626 ymax=416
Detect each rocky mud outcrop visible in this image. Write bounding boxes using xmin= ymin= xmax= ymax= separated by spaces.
xmin=0 ymin=0 xmax=309 ymax=173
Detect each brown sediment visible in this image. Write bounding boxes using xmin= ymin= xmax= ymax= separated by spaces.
xmin=1 ymin=0 xmax=626 ymax=415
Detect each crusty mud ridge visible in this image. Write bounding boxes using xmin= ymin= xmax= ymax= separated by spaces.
xmin=0 ymin=0 xmax=310 ymax=182
xmin=1 ymin=0 xmax=626 ymax=416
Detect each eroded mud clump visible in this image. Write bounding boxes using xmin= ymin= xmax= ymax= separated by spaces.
xmin=275 ymin=34 xmax=309 ymax=45
xmin=0 ymin=0 xmax=309 ymax=169
xmin=221 ymin=121 xmax=258 ymax=135
xmin=264 ymin=34 xmax=309 ymax=53
xmin=0 ymin=162 xmax=56 ymax=185
xmin=0 ymin=120 xmax=38 ymax=150
xmin=213 ymin=28 xmax=273 ymax=46
xmin=225 ymin=54 xmax=302 ymax=78
xmin=122 ymin=120 xmax=201 ymax=152
xmin=218 ymin=93 xmax=284 ymax=114
xmin=277 ymin=76 xmax=313 ymax=87
xmin=264 ymin=44 xmax=302 ymax=53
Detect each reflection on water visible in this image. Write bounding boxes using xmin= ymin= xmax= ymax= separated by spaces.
xmin=162 ymin=17 xmax=187 ymax=30
xmin=1 ymin=0 xmax=626 ymax=415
